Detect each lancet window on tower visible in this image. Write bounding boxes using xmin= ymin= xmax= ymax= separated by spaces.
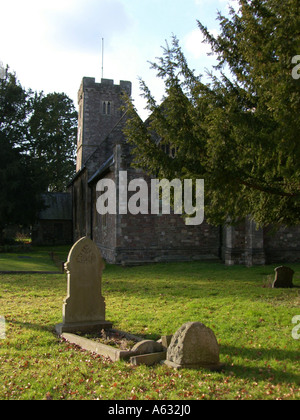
xmin=102 ymin=101 xmax=112 ymax=115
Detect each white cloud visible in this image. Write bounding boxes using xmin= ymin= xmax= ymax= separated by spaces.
xmin=184 ymin=28 xmax=219 ymax=60
xmin=0 ymin=0 xmax=134 ymax=107
xmin=44 ymin=0 xmax=132 ymax=53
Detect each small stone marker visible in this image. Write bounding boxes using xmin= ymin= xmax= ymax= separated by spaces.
xmin=130 ymin=351 xmax=167 ymax=366
xmin=272 ymin=266 xmax=295 ymax=289
xmin=131 ymin=340 xmax=163 ymax=355
xmin=129 ymin=340 xmax=165 ymax=366
xmin=56 ymin=237 xmax=112 ymax=335
xmin=163 ymin=322 xmax=224 ymax=371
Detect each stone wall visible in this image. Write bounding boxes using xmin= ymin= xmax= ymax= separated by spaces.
xmin=92 ymin=170 xmax=117 ymax=263
xmin=222 ymin=220 xmax=300 ymax=266
xmin=72 ymin=169 xmax=90 ymax=241
xmin=91 ymin=142 xmax=221 ymax=265
xmin=264 ymin=225 xmax=300 ymax=263
xmin=115 ymin=213 xmax=220 ymax=265
xmin=222 ymin=223 xmax=246 ymax=265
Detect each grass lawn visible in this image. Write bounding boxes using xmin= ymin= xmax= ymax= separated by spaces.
xmin=0 ymin=246 xmax=67 ymax=272
xmin=0 ymin=255 xmax=299 ymax=400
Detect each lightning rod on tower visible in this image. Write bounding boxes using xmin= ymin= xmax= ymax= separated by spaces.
xmin=101 ymin=38 xmax=104 ymax=79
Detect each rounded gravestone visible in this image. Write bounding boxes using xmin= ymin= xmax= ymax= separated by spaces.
xmin=165 ymin=322 xmax=223 ymax=371
xmin=272 ymin=266 xmax=294 ymax=289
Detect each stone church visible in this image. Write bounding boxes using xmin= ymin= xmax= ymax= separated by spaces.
xmin=70 ymin=76 xmax=300 ymax=266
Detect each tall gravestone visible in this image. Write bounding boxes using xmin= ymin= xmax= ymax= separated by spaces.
xmin=56 ymin=237 xmax=112 ymax=335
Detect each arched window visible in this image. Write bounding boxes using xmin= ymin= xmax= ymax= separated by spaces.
xmin=102 ymin=101 xmax=113 ymax=115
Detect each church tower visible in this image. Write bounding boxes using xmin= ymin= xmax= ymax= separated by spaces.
xmin=76 ymin=77 xmax=132 ymax=172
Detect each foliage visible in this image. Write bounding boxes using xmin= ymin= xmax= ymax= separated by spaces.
xmin=124 ymin=0 xmax=300 ymax=227
xmin=0 ymin=140 xmax=46 ymax=235
xmin=0 ymin=71 xmax=47 ymax=241
xmin=0 ymin=70 xmax=29 ymax=149
xmin=0 ymin=68 xmax=77 ymax=241
xmin=0 ymin=258 xmax=299 ymax=400
xmin=28 ymin=92 xmax=78 ymax=192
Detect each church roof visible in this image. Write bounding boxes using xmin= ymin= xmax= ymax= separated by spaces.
xmin=88 ymin=155 xmax=114 ymax=185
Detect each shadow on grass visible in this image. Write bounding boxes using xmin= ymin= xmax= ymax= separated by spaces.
xmin=7 ymin=319 xmax=300 ymax=386
xmin=9 ymin=319 xmax=55 ymax=335
xmin=220 ymin=344 xmax=300 ymax=385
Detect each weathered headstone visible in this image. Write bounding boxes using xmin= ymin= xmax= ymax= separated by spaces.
xmin=272 ymin=266 xmax=295 ymax=289
xmin=56 ymin=237 xmax=112 ymax=335
xmin=163 ymin=322 xmax=223 ymax=371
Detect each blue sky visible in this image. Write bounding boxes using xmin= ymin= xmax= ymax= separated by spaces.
xmin=0 ymin=0 xmax=238 ymax=119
